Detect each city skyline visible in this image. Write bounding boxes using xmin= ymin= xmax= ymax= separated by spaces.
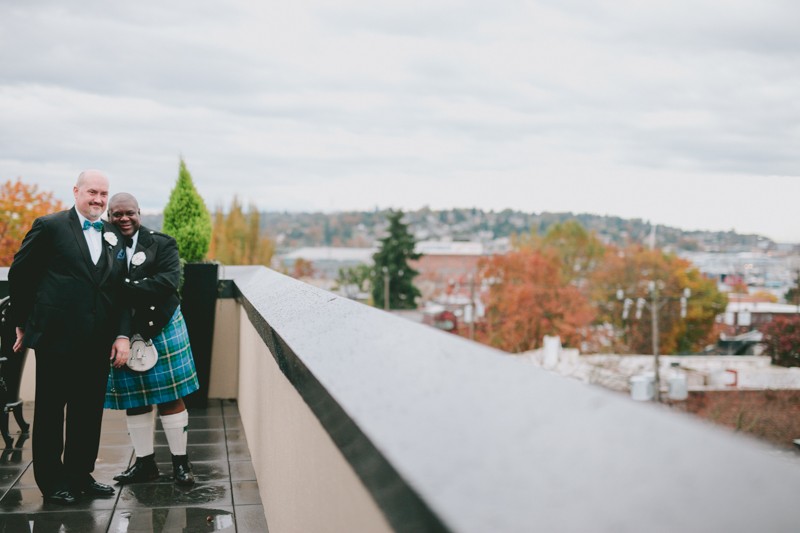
xmin=1 ymin=1 xmax=799 ymax=242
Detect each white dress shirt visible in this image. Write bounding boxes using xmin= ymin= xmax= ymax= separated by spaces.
xmin=125 ymin=231 xmax=140 ymax=269
xmin=76 ymin=211 xmax=102 ymax=264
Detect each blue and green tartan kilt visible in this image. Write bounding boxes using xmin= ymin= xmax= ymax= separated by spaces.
xmin=105 ymin=307 xmax=199 ymax=410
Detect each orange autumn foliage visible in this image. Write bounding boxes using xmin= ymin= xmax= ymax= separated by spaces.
xmin=0 ymin=178 xmax=65 ymax=266
xmin=477 ymin=249 xmax=595 ymax=353
xmin=290 ymin=257 xmax=316 ymax=279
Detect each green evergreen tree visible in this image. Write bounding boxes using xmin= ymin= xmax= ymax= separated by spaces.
xmin=371 ymin=210 xmax=421 ymax=309
xmin=162 ymin=158 xmax=212 ymax=262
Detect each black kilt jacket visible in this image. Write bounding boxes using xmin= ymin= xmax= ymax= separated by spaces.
xmin=125 ymin=226 xmax=182 ymax=340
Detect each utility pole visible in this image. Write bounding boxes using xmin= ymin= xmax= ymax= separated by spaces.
xmin=468 ymin=273 xmax=476 ymax=340
xmin=794 ymin=267 xmax=800 ymax=314
xmin=650 ymin=281 xmax=661 ymax=402
xmin=619 ymin=282 xmax=690 ymax=402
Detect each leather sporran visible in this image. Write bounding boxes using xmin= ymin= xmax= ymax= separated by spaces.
xmin=127 ymin=334 xmax=158 ymax=372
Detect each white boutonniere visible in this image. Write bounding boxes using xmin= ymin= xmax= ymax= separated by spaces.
xmin=131 ymin=251 xmax=146 ymax=266
xmin=103 ymin=232 xmax=118 ymax=246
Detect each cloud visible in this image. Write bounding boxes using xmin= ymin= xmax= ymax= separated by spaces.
xmin=1 ymin=0 xmax=799 ymax=241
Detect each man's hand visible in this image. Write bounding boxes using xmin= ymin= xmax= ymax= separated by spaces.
xmin=110 ymin=337 xmax=130 ymax=368
xmin=13 ymin=327 xmax=24 ymax=352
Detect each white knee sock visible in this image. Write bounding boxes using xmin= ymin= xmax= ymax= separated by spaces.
xmin=126 ymin=411 xmax=155 ymax=458
xmin=160 ymin=411 xmax=189 ymax=456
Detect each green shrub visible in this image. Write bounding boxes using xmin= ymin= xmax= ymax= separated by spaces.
xmin=162 ymin=158 xmax=212 ymax=262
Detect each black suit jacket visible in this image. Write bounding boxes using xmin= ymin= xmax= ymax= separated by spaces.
xmin=124 ymin=226 xmax=181 ymax=340
xmin=8 ymin=207 xmax=131 ymax=354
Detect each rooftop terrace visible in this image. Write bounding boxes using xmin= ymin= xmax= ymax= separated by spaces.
xmin=0 ymin=399 xmax=267 ymax=532
xmin=2 ymin=265 xmax=800 ymax=532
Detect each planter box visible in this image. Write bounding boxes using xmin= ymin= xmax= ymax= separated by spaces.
xmin=181 ymin=263 xmax=219 ymax=409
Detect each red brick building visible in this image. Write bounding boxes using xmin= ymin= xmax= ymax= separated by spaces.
xmin=411 ymin=241 xmax=486 ymax=301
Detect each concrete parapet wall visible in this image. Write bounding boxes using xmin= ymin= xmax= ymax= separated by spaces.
xmin=237 ymin=304 xmax=392 ymax=533
xmin=228 ymin=266 xmax=800 ymax=532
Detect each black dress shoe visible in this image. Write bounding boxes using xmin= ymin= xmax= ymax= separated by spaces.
xmin=172 ymin=454 xmax=195 ymax=486
xmin=114 ymin=454 xmax=160 ymax=484
xmin=44 ymin=489 xmax=80 ymax=505
xmin=81 ymin=478 xmax=115 ymax=497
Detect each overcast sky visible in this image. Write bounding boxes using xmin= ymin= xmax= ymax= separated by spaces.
xmin=1 ymin=1 xmax=799 ymax=242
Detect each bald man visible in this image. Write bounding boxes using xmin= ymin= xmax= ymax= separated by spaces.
xmin=8 ymin=170 xmax=131 ymax=505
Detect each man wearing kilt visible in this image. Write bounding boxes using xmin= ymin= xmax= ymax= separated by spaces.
xmin=104 ymin=193 xmax=199 ymax=486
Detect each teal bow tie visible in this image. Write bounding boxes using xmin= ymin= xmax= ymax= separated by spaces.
xmin=83 ymin=220 xmax=103 ymax=231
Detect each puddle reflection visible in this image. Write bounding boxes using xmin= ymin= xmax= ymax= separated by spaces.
xmin=0 ymin=433 xmax=29 ymax=464
xmin=0 ymin=511 xmax=107 ymax=533
xmin=114 ymin=507 xmax=235 ymax=532
xmin=120 ymin=483 xmax=230 ymax=506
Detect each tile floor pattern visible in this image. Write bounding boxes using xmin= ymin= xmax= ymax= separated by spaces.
xmin=0 ymin=399 xmax=269 ymax=532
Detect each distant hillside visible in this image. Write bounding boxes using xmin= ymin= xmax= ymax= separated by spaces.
xmin=141 ymin=208 xmax=778 ymax=253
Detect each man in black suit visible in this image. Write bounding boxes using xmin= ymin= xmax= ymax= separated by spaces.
xmin=8 ymin=169 xmax=131 ymax=505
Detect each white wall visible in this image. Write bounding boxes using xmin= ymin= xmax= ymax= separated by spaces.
xmin=236 ymin=305 xmax=392 ymax=533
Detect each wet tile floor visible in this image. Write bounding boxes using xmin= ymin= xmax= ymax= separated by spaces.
xmin=0 ymin=399 xmax=269 ymax=532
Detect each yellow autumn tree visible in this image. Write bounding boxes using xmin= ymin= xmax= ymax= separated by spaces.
xmin=209 ymin=196 xmax=274 ymax=266
xmin=590 ymin=245 xmax=727 ymax=354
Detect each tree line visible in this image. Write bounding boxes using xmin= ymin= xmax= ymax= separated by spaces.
xmin=253 ymin=206 xmax=776 ymax=252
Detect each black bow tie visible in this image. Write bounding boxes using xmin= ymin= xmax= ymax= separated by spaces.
xmin=124 ymin=236 xmax=134 ymax=248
